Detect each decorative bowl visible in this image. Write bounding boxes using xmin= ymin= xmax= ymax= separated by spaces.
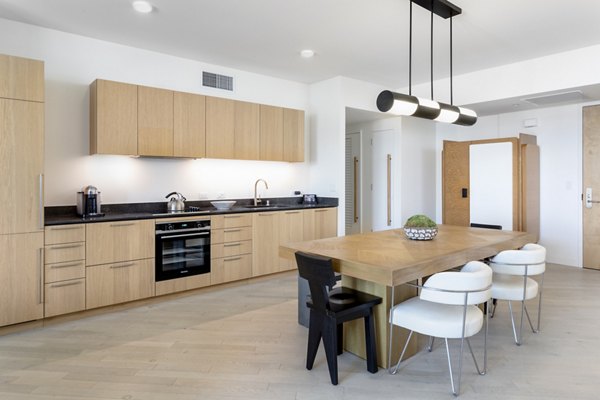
xmin=211 ymin=200 xmax=236 ymax=210
xmin=403 ymin=227 xmax=438 ymax=241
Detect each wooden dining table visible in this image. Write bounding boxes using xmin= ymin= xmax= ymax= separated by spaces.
xmin=280 ymin=224 xmax=535 ymax=368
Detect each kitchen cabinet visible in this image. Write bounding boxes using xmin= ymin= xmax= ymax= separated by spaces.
xmin=0 ymin=54 xmax=45 ymax=328
xmin=234 ymin=100 xmax=260 ymax=160
xmin=85 ymin=220 xmax=154 ymax=266
xmin=86 ymin=258 xmax=154 ymax=309
xmin=0 ymin=232 xmax=44 ymax=326
xmin=283 ymin=108 xmax=304 ymax=162
xmin=0 ymin=98 xmax=44 ymax=235
xmin=211 ymin=214 xmax=253 ymax=285
xmin=174 ymin=91 xmax=206 ymax=158
xmin=279 ymin=210 xmax=304 ymax=271
xmin=303 ymin=208 xmax=338 ymax=240
xmin=44 ymin=224 xmax=86 ymax=318
xmin=138 ymin=85 xmax=174 ymax=157
xmin=252 ymin=211 xmax=281 ymax=276
xmin=90 ymin=79 xmax=138 ymax=155
xmin=206 ymin=96 xmax=235 ymax=159
xmin=0 ymin=54 xmax=44 ymax=102
xmin=259 ymin=105 xmax=284 ymax=161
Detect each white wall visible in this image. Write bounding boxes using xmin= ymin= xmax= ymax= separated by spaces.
xmin=436 ymin=103 xmax=588 ymax=267
xmin=0 ymin=18 xmax=310 ymax=206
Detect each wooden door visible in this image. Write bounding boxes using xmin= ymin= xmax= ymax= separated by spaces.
xmin=206 ymin=96 xmax=235 ymax=159
xmin=442 ymin=140 xmax=470 ymax=226
xmin=259 ymin=105 xmax=283 ymax=161
xmin=90 ymin=79 xmax=137 ymax=155
xmin=583 ymin=105 xmax=600 ymax=269
xmin=0 ymin=232 xmax=44 ymax=326
xmin=252 ymin=212 xmax=280 ymax=276
xmin=345 ymin=132 xmax=361 ymax=234
xmin=0 ymin=99 xmax=44 ymax=234
xmin=279 ymin=210 xmax=304 ymax=271
xmin=174 ymin=91 xmax=205 ymax=158
xmin=138 ymin=85 xmax=174 ymax=156
xmin=234 ymin=100 xmax=260 ymax=160
xmin=283 ymin=108 xmax=304 ymax=162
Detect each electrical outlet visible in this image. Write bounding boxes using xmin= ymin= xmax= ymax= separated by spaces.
xmin=198 ymin=192 xmax=208 ymax=199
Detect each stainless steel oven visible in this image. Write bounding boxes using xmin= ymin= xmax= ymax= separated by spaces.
xmin=155 ymin=219 xmax=210 ymax=282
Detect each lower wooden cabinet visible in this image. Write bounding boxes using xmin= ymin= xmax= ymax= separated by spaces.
xmin=0 ymin=232 xmax=44 ymax=327
xmin=211 ymin=254 xmax=252 ymax=285
xmin=44 ymin=278 xmax=85 ymax=318
xmin=252 ymin=212 xmax=280 ymax=276
xmin=279 ymin=210 xmax=304 ymax=271
xmin=86 ymin=258 xmax=154 ymax=309
xmin=155 ymin=274 xmax=211 ymax=297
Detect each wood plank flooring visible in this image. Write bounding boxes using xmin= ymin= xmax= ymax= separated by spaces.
xmin=0 ymin=264 xmax=598 ymax=399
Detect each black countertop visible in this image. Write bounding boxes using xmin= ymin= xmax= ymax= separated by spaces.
xmin=45 ymin=197 xmax=339 ymax=226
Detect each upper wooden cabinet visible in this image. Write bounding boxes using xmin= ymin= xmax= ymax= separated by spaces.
xmin=90 ymin=79 xmax=138 ymax=155
xmin=90 ymin=78 xmax=305 ymax=161
xmin=283 ymin=108 xmax=304 ymax=162
xmin=206 ymin=96 xmax=235 ymax=159
xmin=138 ymin=85 xmax=174 ymax=157
xmin=174 ymin=91 xmax=206 ymax=158
xmin=0 ymin=54 xmax=44 ymax=102
xmin=260 ymin=105 xmax=284 ymax=161
xmin=234 ymin=101 xmax=260 ymax=160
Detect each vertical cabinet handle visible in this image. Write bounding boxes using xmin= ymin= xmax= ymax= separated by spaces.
xmin=387 ymin=154 xmax=392 ymax=226
xmin=353 ymin=156 xmax=359 ymax=223
xmin=39 ymin=248 xmax=44 ymax=304
xmin=38 ymin=174 xmax=44 ymax=230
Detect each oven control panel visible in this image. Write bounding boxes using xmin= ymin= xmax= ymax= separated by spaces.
xmin=156 ymin=220 xmax=210 ymax=234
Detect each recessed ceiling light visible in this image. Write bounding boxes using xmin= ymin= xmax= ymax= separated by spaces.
xmin=300 ymin=49 xmax=315 ymax=59
xmin=132 ymin=1 xmax=153 ymax=13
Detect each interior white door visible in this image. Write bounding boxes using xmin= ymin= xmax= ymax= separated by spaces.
xmin=371 ymin=129 xmax=397 ymax=231
xmin=469 ymin=142 xmax=513 ymax=230
xmin=345 ymin=132 xmax=361 ymax=235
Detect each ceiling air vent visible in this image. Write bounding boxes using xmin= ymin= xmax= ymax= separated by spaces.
xmin=522 ymin=90 xmax=585 ymax=106
xmin=202 ymin=71 xmax=233 ymax=91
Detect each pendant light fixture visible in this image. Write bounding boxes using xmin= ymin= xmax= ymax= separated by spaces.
xmin=376 ymin=0 xmax=477 ymax=126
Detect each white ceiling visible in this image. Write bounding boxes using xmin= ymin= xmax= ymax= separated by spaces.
xmin=2 ymin=0 xmax=600 ymax=119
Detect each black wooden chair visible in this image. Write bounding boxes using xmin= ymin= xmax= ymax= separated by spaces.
xmin=295 ymin=251 xmax=382 ymax=385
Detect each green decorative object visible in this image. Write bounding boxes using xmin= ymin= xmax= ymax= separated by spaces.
xmin=403 ymin=214 xmax=438 ymax=240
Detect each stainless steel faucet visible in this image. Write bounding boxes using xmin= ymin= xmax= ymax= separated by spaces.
xmin=254 ymin=179 xmax=269 ymax=206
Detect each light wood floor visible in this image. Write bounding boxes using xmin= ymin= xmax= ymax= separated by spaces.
xmin=0 ymin=264 xmax=598 ymax=399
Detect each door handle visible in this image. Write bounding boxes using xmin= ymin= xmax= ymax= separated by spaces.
xmin=585 ymin=188 xmax=600 ymax=208
xmin=387 ymin=154 xmax=392 ymax=226
xmin=353 ymin=156 xmax=359 ymax=223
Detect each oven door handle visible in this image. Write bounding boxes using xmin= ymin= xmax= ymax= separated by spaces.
xmin=159 ymin=232 xmax=210 ymax=240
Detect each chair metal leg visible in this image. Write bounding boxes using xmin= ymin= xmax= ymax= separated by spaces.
xmin=387 ymin=286 xmax=396 ymax=371
xmin=427 ymin=336 xmax=435 ymax=352
xmin=389 ymin=330 xmax=413 ymax=375
xmin=490 ymin=299 xmax=497 ymax=318
xmin=507 ymin=301 xmax=521 ymax=345
xmin=445 ymin=337 xmax=464 ymax=396
xmin=536 ymin=273 xmax=545 ymax=333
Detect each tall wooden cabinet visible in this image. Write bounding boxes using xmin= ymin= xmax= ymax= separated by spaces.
xmin=252 ymin=212 xmax=281 ymax=276
xmin=0 ymin=54 xmax=45 ymax=327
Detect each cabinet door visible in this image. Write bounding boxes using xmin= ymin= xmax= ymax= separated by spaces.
xmin=283 ymin=108 xmax=304 ymax=162
xmin=252 ymin=212 xmax=280 ymax=276
xmin=86 ymin=220 xmax=154 ymax=266
xmin=279 ymin=210 xmax=304 ymax=271
xmin=206 ymin=96 xmax=235 ymax=159
xmin=45 ymin=224 xmax=85 ymax=245
xmin=314 ymin=208 xmax=338 ymax=239
xmin=86 ymin=258 xmax=154 ymax=309
xmin=234 ymin=100 xmax=260 ymax=160
xmin=44 ymin=278 xmax=85 ymax=318
xmin=259 ymin=105 xmax=283 ymax=161
xmin=0 ymin=54 xmax=44 ymax=102
xmin=174 ymin=91 xmax=205 ymax=158
xmin=211 ymin=254 xmax=252 ymax=284
xmin=138 ymin=85 xmax=174 ymax=157
xmin=0 ymin=232 xmax=44 ymax=326
xmin=0 ymin=99 xmax=43 ymax=234
xmin=90 ymin=79 xmax=137 ymax=155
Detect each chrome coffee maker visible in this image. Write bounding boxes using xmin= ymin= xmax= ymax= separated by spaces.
xmin=77 ymin=185 xmax=104 ymax=217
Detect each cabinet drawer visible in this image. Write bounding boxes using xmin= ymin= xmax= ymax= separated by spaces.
xmin=211 ymin=214 xmax=252 ymax=229
xmin=211 ymin=254 xmax=252 ymax=285
xmin=86 ymin=220 xmax=154 ymax=266
xmin=45 ymin=242 xmax=85 ymax=264
xmin=44 ymin=278 xmax=86 ymax=318
xmin=211 ymin=240 xmax=252 ymax=259
xmin=212 ymin=226 xmax=252 ymax=244
xmin=45 ymin=260 xmax=85 ymax=283
xmin=45 ymin=224 xmax=85 ymax=245
xmin=86 ymin=258 xmax=154 ymax=309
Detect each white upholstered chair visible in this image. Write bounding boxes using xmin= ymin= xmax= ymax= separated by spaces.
xmin=489 ymin=243 xmax=546 ymax=345
xmin=388 ymin=261 xmax=492 ymax=396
